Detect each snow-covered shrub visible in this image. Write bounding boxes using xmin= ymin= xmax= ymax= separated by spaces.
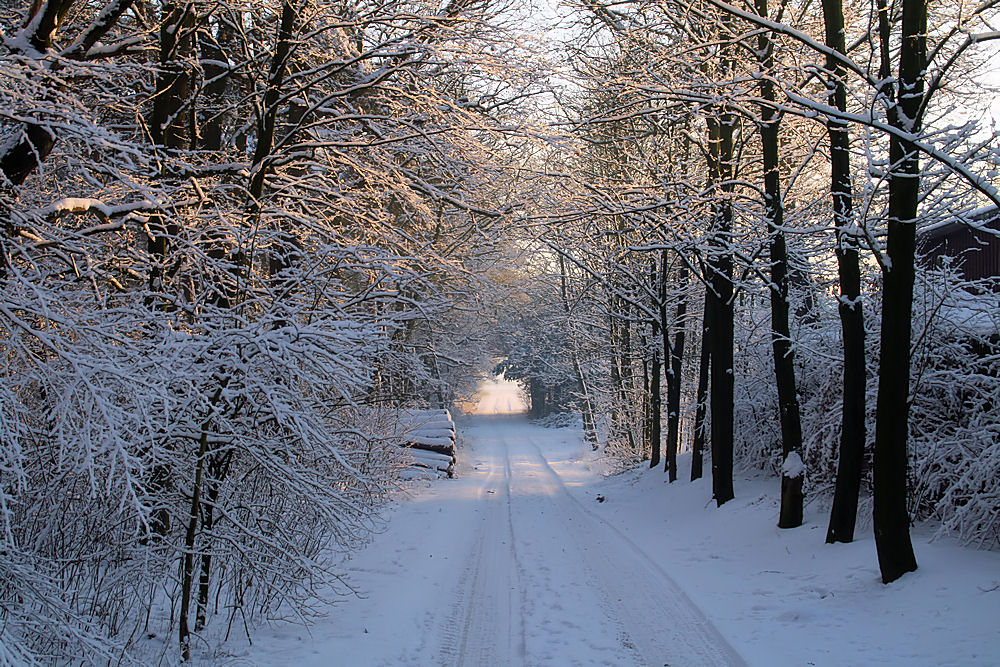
xmin=0 ymin=272 xmax=407 ymax=659
xmin=909 ymin=271 xmax=1000 ymax=547
xmin=733 ymin=290 xmax=782 ymax=473
xmin=729 ymin=269 xmax=882 ymax=500
xmin=728 ymin=260 xmax=1000 ymax=549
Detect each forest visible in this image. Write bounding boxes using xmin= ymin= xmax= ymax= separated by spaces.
xmin=1 ymin=0 xmax=999 ymax=662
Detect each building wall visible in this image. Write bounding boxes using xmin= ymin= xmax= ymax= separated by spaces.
xmin=919 ymin=215 xmax=1000 ymax=281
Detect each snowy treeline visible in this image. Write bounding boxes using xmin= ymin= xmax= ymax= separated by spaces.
xmin=0 ymin=0 xmax=539 ymax=661
xmin=493 ymin=0 xmax=1000 ymax=583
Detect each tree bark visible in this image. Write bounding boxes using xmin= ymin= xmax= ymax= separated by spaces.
xmin=198 ymin=19 xmax=234 ymax=151
xmin=691 ymin=278 xmax=711 ymax=482
xmin=248 ymin=0 xmax=297 ymax=203
xmin=0 ymin=0 xmax=84 ymax=187
xmin=756 ymin=0 xmax=804 ymax=529
xmin=610 ymin=295 xmax=636 ymax=453
xmin=822 ymin=0 xmax=867 ymax=545
xmin=619 ymin=298 xmax=636 ymax=452
xmin=178 ymin=384 xmax=225 ymax=660
xmin=195 ymin=478 xmax=218 ymax=632
xmin=649 ymin=267 xmax=662 ymax=468
xmin=706 ymin=108 xmax=736 ymax=507
xmin=664 ymin=256 xmax=686 ymax=482
xmin=150 ymin=0 xmax=195 ymax=149
xmin=872 ymin=0 xmax=922 ymax=584
xmin=559 ymin=256 xmax=599 ymax=448
xmin=179 ymin=422 xmax=210 ymax=661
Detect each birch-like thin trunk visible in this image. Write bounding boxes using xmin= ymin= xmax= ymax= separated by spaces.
xmin=691 ymin=287 xmax=711 ymax=482
xmin=559 ymin=255 xmax=599 ymax=448
xmin=664 ymin=255 xmax=687 ymax=482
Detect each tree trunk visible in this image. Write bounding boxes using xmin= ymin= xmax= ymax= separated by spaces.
xmin=179 ymin=423 xmax=210 ymax=661
xmin=706 ymin=109 xmax=736 ymax=507
xmin=0 ymin=0 xmax=78 ymax=188
xmin=150 ymin=0 xmax=194 ymax=149
xmin=757 ymin=0 xmax=804 ymax=529
xmin=664 ymin=256 xmax=686 ymax=482
xmin=619 ymin=299 xmax=636 ymax=452
xmin=559 ymin=256 xmax=599 ymax=448
xmin=0 ymin=124 xmax=58 ymax=188
xmin=822 ymin=0 xmax=867 ymax=545
xmin=691 ymin=281 xmax=711 ymax=482
xmin=178 ymin=385 xmax=224 ymax=660
xmin=198 ymin=19 xmax=234 ymax=151
xmin=610 ymin=296 xmax=637 ymax=453
xmin=248 ymin=0 xmax=297 ymax=203
xmin=872 ymin=0 xmax=922 ymax=584
xmin=649 ymin=303 xmax=662 ymax=468
xmin=609 ymin=310 xmax=625 ymax=444
xmin=195 ymin=478 xmax=218 ymax=632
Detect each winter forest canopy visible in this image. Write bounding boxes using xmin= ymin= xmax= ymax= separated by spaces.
xmin=2 ymin=0 xmax=1000 ymax=662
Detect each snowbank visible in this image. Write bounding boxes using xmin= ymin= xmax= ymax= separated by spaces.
xmin=583 ymin=453 xmax=1000 ymax=666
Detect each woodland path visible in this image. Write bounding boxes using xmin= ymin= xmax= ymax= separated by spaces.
xmin=246 ymin=416 xmax=747 ymax=666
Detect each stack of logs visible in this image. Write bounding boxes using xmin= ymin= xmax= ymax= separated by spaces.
xmin=396 ymin=409 xmax=456 ymax=478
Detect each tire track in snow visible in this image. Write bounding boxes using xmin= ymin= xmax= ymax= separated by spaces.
xmin=520 ymin=436 xmax=748 ymax=667
xmin=435 ymin=440 xmax=526 ymax=666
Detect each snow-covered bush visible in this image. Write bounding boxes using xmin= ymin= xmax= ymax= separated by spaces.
xmin=0 ymin=266 xmax=407 ymax=659
xmin=1 ymin=0 xmax=524 ymax=656
xmin=726 ymin=260 xmax=1000 ymax=549
xmin=908 ymin=271 xmax=1000 ymax=547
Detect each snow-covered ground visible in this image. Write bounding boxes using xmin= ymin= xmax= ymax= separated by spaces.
xmin=231 ymin=417 xmax=1000 ymax=666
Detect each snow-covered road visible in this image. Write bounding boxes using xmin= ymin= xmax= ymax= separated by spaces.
xmin=244 ymin=416 xmax=745 ymax=666
xmin=438 ymin=420 xmax=744 ymax=666
xmin=236 ymin=414 xmax=1000 ymax=667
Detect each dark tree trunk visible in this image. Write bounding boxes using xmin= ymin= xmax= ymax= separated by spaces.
xmin=707 ymin=245 xmax=734 ymax=507
xmin=248 ymin=0 xmax=297 ymax=203
xmin=529 ymin=378 xmax=547 ymax=419
xmin=872 ymin=0 xmax=922 ymax=584
xmin=664 ymin=256 xmax=686 ymax=482
xmin=691 ymin=283 xmax=711 ymax=482
xmin=642 ymin=343 xmax=652 ymax=461
xmin=148 ymin=461 xmax=172 ymax=540
xmin=179 ymin=417 xmax=211 ymax=661
xmin=195 ymin=478 xmax=218 ymax=632
xmin=706 ymin=109 xmax=736 ymax=507
xmin=757 ymin=0 xmax=804 ymax=529
xmin=649 ymin=275 xmax=662 ymax=468
xmin=0 ymin=0 xmax=136 ymax=191
xmin=198 ymin=20 xmax=234 ymax=151
xmin=150 ymin=1 xmax=194 ymax=149
xmin=822 ymin=0 xmax=867 ymax=545
xmin=611 ymin=296 xmax=637 ymax=453
xmin=0 ymin=124 xmax=58 ymax=188
xmin=609 ymin=311 xmax=625 ymax=443
xmin=619 ymin=299 xmax=635 ymax=449
xmin=574 ymin=354 xmax=598 ymax=449
xmin=145 ymin=0 xmax=195 ymax=301
xmin=0 ymin=0 xmax=77 ymax=188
